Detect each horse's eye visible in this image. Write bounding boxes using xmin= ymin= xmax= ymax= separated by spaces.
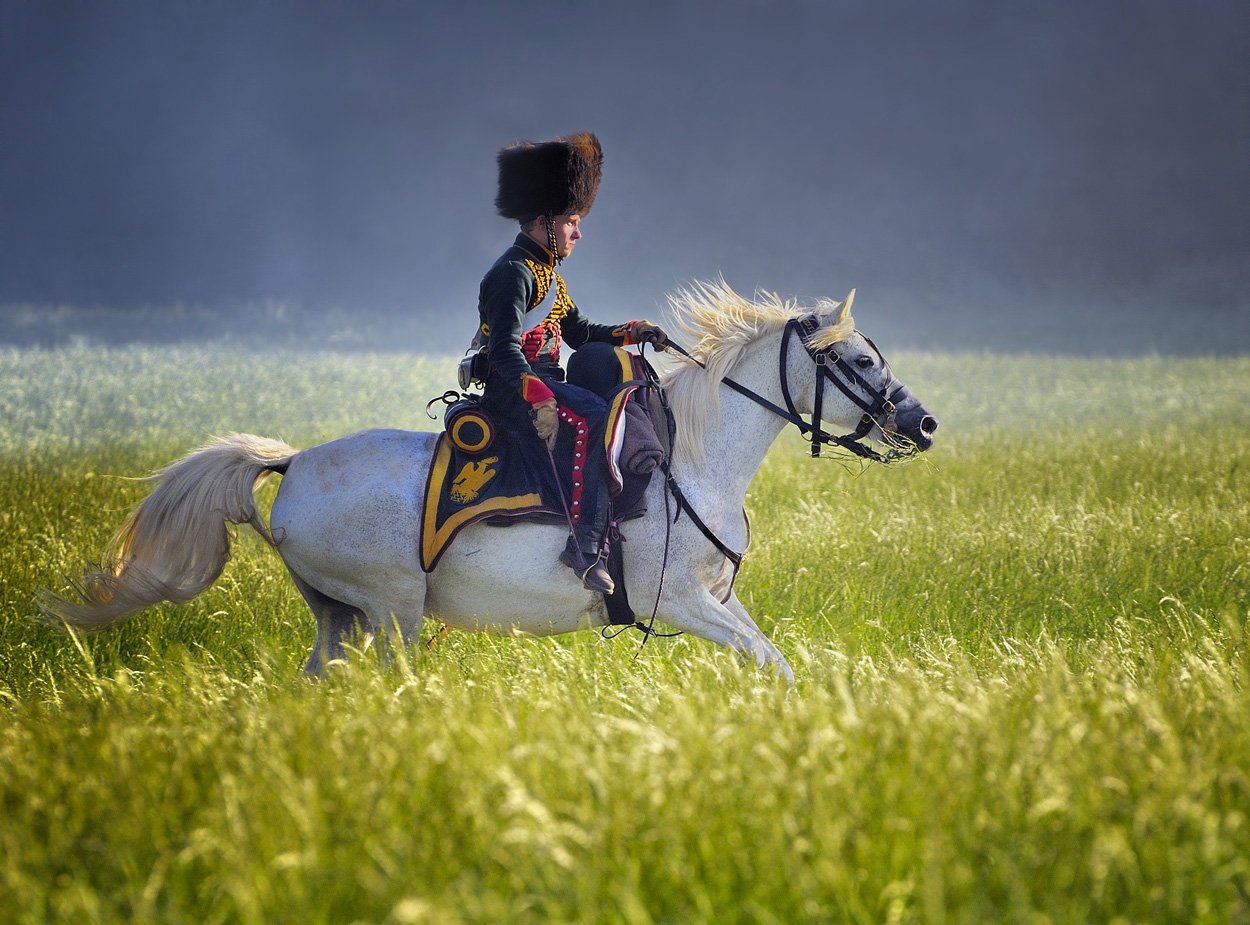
xmin=855 ymin=355 xmax=874 ymax=369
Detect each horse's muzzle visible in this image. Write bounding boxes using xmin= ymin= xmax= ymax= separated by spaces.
xmin=917 ymin=415 xmax=938 ymax=449
xmin=895 ymin=405 xmax=938 ymax=452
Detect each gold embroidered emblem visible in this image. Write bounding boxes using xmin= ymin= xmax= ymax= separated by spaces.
xmin=450 ymin=457 xmax=499 ymax=504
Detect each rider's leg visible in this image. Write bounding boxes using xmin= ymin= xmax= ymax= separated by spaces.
xmin=565 ymin=341 xmax=631 ymax=399
xmin=546 ymin=380 xmax=615 ymax=594
xmin=555 ymin=436 xmax=613 ymax=593
xmin=558 ymin=494 xmax=613 ymax=593
xmin=481 ymin=372 xmax=617 ymax=593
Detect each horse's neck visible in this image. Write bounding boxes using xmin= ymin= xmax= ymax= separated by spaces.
xmin=682 ymin=341 xmax=789 ymax=510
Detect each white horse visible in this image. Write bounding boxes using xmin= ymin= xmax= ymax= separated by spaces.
xmin=42 ymin=283 xmax=937 ymax=683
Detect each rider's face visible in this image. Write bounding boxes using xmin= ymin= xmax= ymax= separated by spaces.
xmin=526 ymin=214 xmax=583 ymax=259
xmin=552 ymin=214 xmax=582 ymax=258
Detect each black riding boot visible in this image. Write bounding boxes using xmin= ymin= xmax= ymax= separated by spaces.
xmin=559 ymin=509 xmax=614 ymax=594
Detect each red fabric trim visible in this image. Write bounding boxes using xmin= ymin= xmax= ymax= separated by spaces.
xmin=520 ymin=322 xmax=562 ymax=363
xmin=616 ymin=320 xmax=641 ymax=346
xmin=521 ymin=374 xmax=555 ymax=405
xmin=558 ymin=406 xmax=589 ymax=525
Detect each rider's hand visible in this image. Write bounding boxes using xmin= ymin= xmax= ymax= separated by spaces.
xmin=532 ymin=398 xmax=559 ymax=450
xmin=630 ymin=320 xmax=669 ymax=351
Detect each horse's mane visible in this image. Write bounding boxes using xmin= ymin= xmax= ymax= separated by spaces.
xmin=659 ymin=279 xmax=855 ymax=465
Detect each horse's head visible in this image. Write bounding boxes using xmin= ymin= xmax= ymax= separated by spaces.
xmin=788 ymin=290 xmax=938 ymax=458
xmin=661 ymin=281 xmax=937 ymax=465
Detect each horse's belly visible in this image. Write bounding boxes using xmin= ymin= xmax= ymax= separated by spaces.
xmin=427 ymin=604 xmax=601 ymax=637
xmin=424 ymin=522 xmax=607 ymax=636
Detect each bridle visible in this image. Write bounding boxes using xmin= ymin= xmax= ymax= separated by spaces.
xmin=630 ymin=316 xmax=915 ymax=629
xmin=666 ymin=315 xmax=915 ymax=465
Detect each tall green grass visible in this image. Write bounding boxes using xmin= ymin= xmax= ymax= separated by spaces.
xmin=1 ymin=345 xmax=1247 ymax=923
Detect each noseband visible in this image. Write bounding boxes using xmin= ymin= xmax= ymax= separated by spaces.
xmin=667 ymin=317 xmax=913 ymax=464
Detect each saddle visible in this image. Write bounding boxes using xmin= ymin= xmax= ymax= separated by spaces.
xmin=419 ymin=357 xmax=667 ymax=574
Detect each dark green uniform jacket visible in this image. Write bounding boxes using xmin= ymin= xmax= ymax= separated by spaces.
xmin=477 ymin=233 xmax=632 ymax=411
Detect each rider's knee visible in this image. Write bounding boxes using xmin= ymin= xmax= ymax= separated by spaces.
xmin=567 ymin=342 xmax=629 ymax=398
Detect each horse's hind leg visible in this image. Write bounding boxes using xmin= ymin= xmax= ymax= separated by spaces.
xmin=287 ymin=569 xmax=370 ymax=676
xmin=364 ymin=605 xmax=425 ymax=667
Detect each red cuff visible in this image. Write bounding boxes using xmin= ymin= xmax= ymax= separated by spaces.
xmin=521 ymin=374 xmax=555 ymax=406
xmin=615 ymin=320 xmax=641 ymax=346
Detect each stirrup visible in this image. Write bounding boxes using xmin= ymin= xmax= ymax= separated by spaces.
xmin=559 ymin=537 xmax=614 ymax=593
xmin=578 ymin=559 xmax=615 ymax=595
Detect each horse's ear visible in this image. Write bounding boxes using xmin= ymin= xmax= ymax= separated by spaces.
xmin=836 ymin=289 xmax=856 ymax=325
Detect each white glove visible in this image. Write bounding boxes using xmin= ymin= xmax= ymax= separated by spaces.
xmin=532 ymin=399 xmax=558 ymax=450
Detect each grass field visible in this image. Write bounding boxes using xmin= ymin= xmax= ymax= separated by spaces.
xmin=1 ymin=344 xmax=1248 ymax=924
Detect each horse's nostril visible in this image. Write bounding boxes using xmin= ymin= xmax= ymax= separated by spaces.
xmin=921 ymin=415 xmax=938 ymax=436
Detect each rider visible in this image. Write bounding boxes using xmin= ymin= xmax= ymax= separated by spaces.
xmin=478 ymin=131 xmax=668 ymax=593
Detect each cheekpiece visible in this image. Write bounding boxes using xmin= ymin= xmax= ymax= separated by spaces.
xmin=495 ymin=132 xmax=603 ymax=221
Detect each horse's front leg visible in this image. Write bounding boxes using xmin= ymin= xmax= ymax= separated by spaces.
xmin=666 ymin=587 xmax=795 ymax=685
xmin=721 ymin=591 xmax=795 ymax=684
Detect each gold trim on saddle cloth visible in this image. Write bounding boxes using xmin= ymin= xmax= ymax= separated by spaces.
xmin=419 ymin=435 xmax=542 ymax=572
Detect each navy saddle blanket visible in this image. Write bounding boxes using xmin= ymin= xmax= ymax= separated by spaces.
xmin=418 ymin=383 xmax=657 ymax=572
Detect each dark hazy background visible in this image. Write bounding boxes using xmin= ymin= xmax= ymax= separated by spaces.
xmin=2 ymin=0 xmax=1246 ymax=354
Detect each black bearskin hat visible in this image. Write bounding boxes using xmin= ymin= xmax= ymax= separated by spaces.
xmin=495 ymin=132 xmax=603 ymax=221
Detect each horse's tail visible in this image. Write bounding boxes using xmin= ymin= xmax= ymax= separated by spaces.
xmin=39 ymin=433 xmax=299 ymax=632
